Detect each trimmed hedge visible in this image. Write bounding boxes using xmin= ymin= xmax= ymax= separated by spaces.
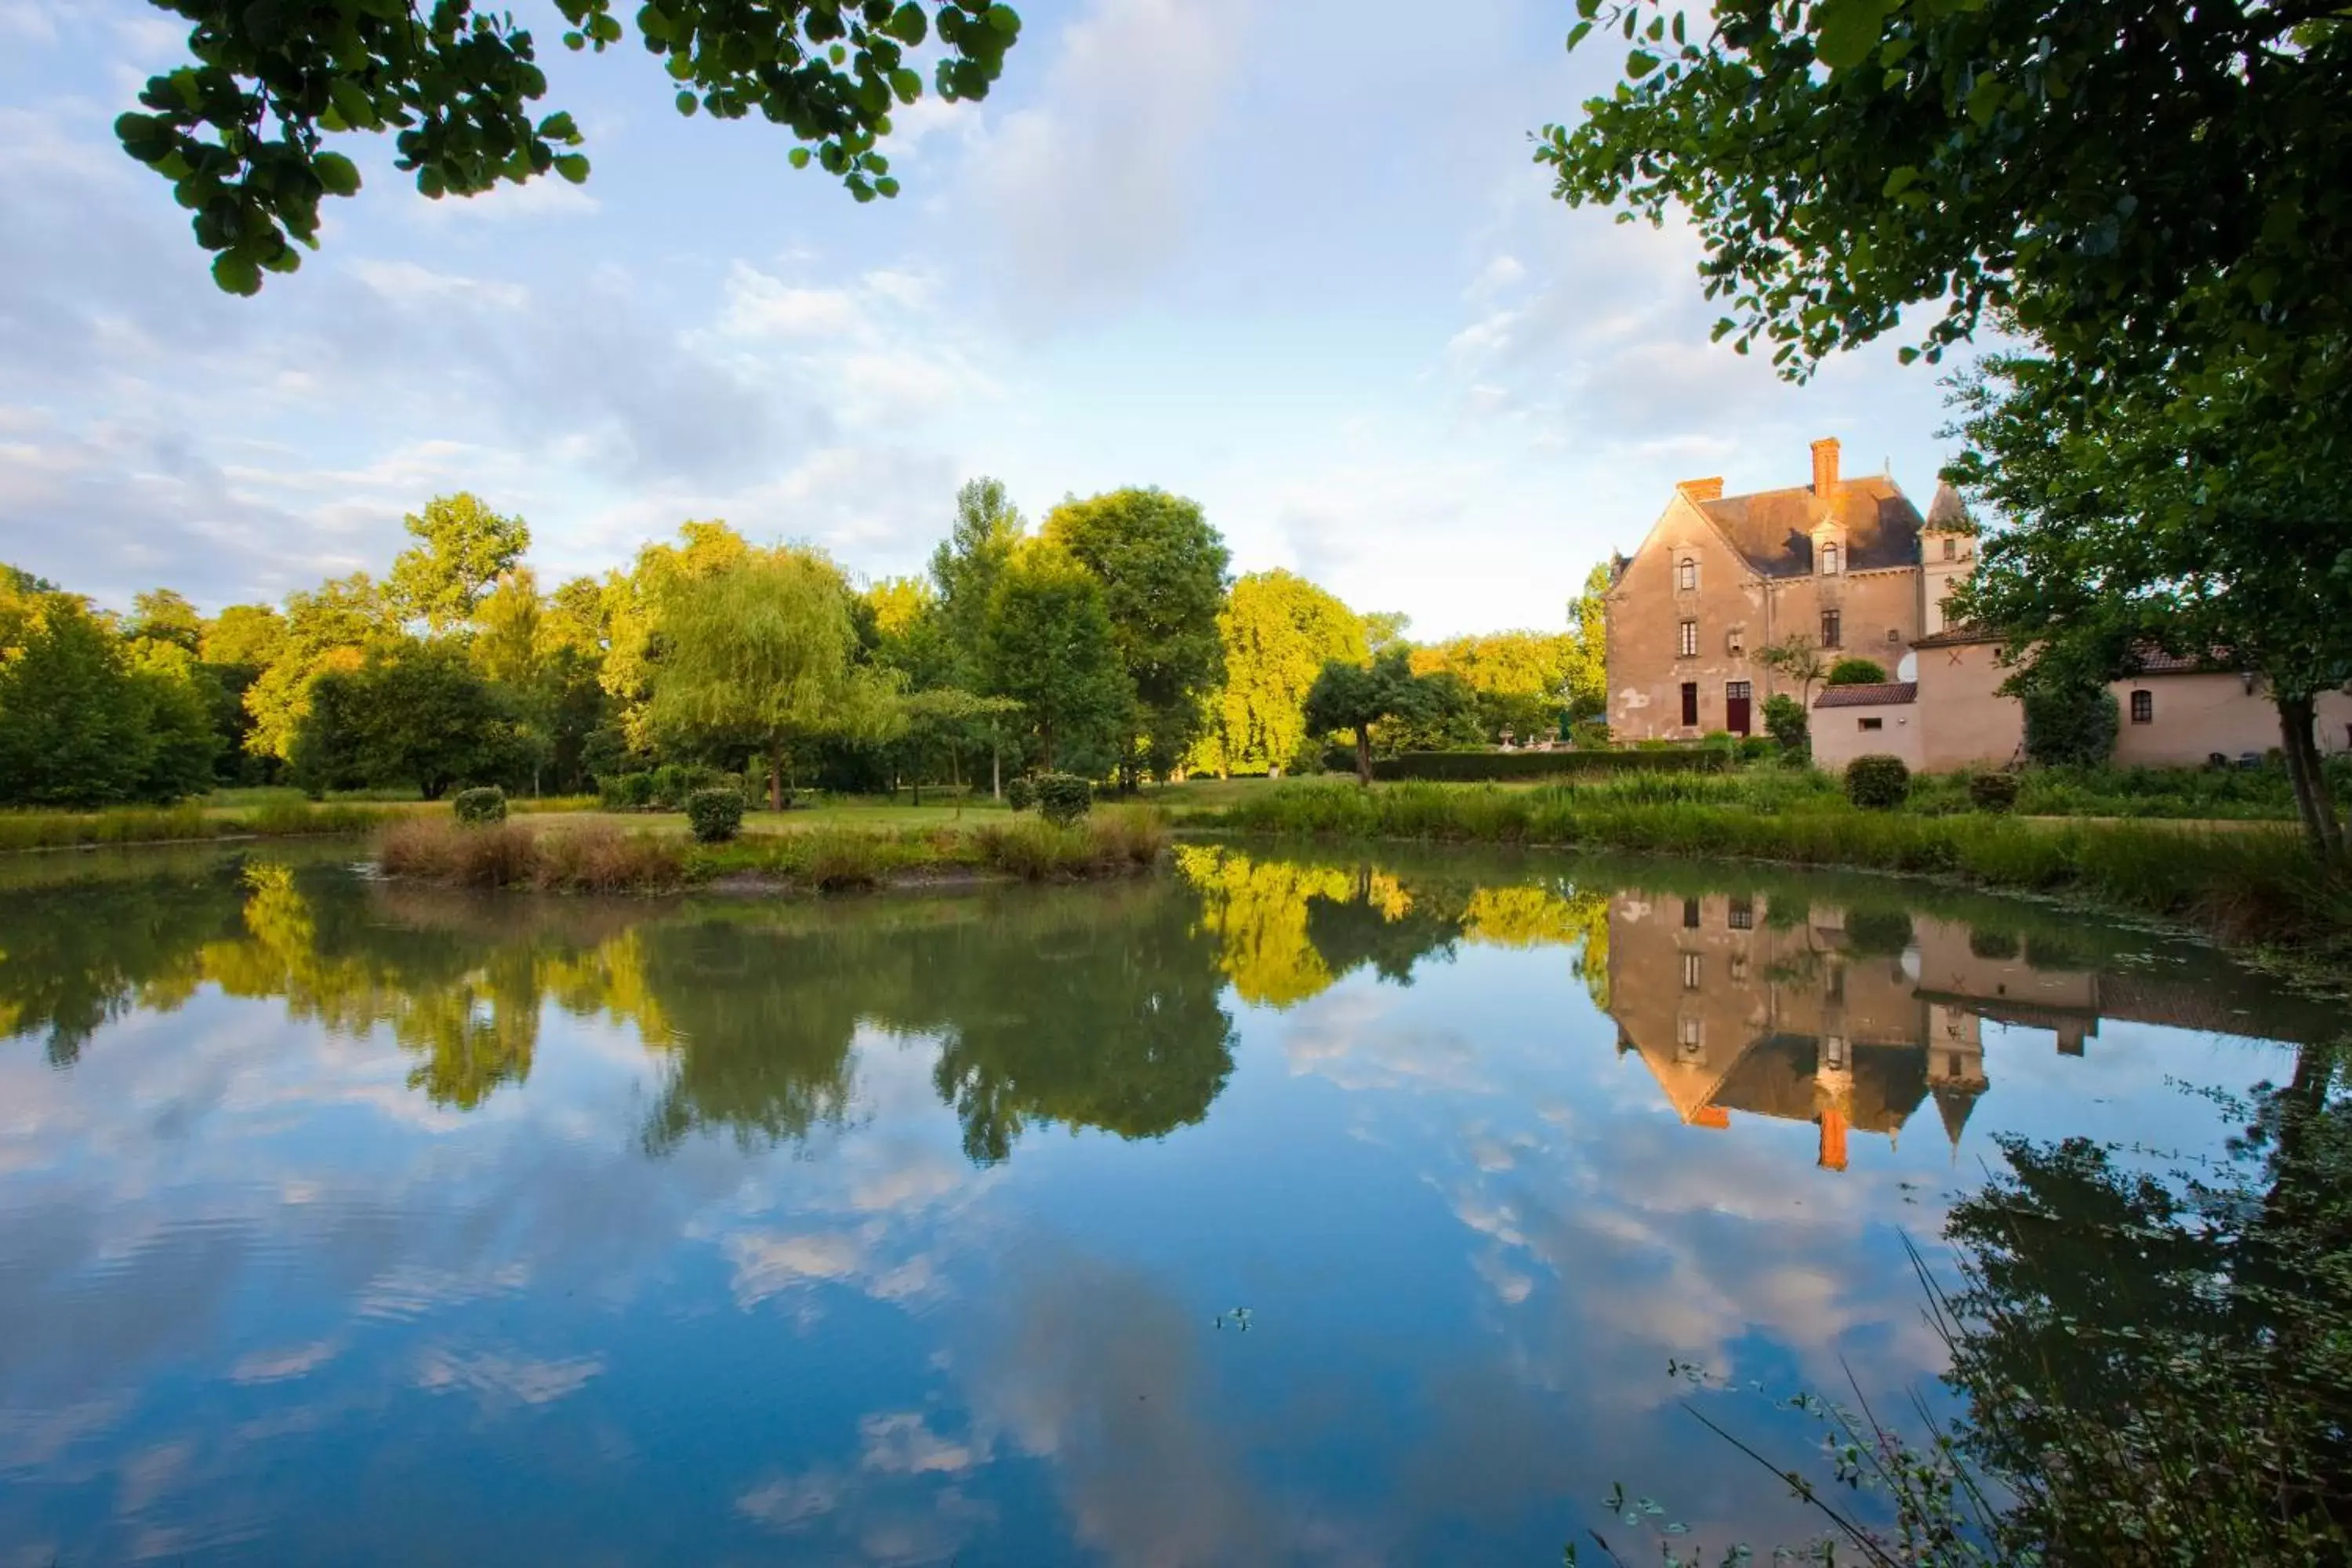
xmin=1367 ymin=749 xmax=1733 ymax=782
xmin=1004 ymin=775 xmax=1036 ymax=813
xmin=1035 ymin=772 xmax=1092 ymax=826
xmin=1846 ymin=754 xmax=1912 ymax=808
xmin=452 ymin=786 xmax=507 ymax=825
xmin=685 ymin=787 xmax=744 ymax=844
xmin=1968 ymin=771 xmax=2021 ymax=812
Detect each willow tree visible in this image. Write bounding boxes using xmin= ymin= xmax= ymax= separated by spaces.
xmin=647 ymin=549 xmax=898 ymax=811
xmin=1194 ymin=569 xmax=1367 ymax=778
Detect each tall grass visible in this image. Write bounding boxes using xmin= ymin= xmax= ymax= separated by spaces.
xmin=1208 ymin=780 xmax=2347 ymax=955
xmin=376 ymin=818 xmax=684 ymax=892
xmin=0 ymin=799 xmax=403 ymax=852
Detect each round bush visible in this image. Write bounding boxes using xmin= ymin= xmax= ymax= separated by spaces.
xmin=1762 ymin=693 xmax=1809 ymax=757
xmin=685 ymin=787 xmax=744 ymax=844
xmin=1003 ymin=775 xmax=1036 ymax=813
xmin=2022 ymin=681 xmax=2119 ymax=767
xmin=1825 ymin=658 xmax=1890 ymax=687
xmin=452 ymin=786 xmax=507 ymax=826
xmin=1844 ymin=754 xmax=1911 ymax=809
xmin=1034 ymin=772 xmax=1092 ymax=826
xmin=1967 ymin=771 xmax=2021 ymax=812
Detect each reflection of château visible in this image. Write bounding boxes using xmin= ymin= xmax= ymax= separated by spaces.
xmin=1604 ymin=891 xmax=2311 ymax=1171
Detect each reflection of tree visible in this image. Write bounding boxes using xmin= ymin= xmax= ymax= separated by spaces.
xmin=1175 ymin=845 xmax=1359 ymax=1007
xmin=0 ymin=871 xmax=236 ymax=1065
xmin=1940 ymin=1046 xmax=2352 ymax=1560
xmin=910 ymin=886 xmax=1237 ymax=1165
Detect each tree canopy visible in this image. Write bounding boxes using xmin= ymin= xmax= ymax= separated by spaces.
xmin=1304 ymin=649 xmax=1427 ymax=786
xmin=980 ymin=542 xmax=1134 ymax=779
xmin=119 ymin=0 xmax=1028 ymax=294
xmin=1192 ymin=569 xmax=1367 ymax=778
xmin=388 ymin=492 xmax=531 ymax=632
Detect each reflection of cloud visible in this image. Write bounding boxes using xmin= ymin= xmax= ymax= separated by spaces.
xmin=415 ymin=1347 xmax=604 ymax=1407
xmin=227 ymin=1340 xmax=338 ymax=1385
xmin=859 ymin=1410 xmax=984 ymax=1475
xmin=735 ymin=1469 xmax=844 ymax=1530
xmin=1282 ymin=988 xmax=1488 ymax=1096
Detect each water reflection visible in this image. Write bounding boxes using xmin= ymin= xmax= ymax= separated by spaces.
xmin=0 ymin=844 xmax=2328 ymax=1563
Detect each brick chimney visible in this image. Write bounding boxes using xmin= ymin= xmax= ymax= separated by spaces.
xmin=1676 ymin=477 xmax=1724 ymax=503
xmin=1810 ymin=437 xmax=1841 ymax=497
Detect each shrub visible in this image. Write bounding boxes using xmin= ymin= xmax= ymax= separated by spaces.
xmin=2023 ymin=681 xmax=2121 ymax=768
xmin=1762 ymin=693 xmax=1809 ymax=757
xmin=597 ymin=771 xmax=655 ymax=811
xmin=685 ymin=787 xmax=744 ymax=844
xmin=1368 ymin=749 xmax=1730 ymax=782
xmin=1845 ymin=754 xmax=1911 ymax=808
xmin=1846 ymin=906 xmax=1916 ymax=956
xmin=1968 ymin=771 xmax=2021 ymax=812
xmin=1035 ymin=772 xmax=1092 ymax=826
xmin=802 ymin=829 xmax=884 ymax=891
xmin=452 ymin=786 xmax=507 ymax=825
xmin=1825 ymin=658 xmax=1890 ymax=687
xmin=1004 ymin=775 xmax=1036 ymax=813
xmin=1569 ymin=719 xmax=1612 ymax=751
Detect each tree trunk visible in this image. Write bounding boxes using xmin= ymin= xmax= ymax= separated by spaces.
xmin=1354 ymin=724 xmax=1373 ymax=786
xmin=2277 ymin=692 xmax=2344 ymax=862
xmin=991 ymin=733 xmax=1001 ymax=800
xmin=767 ymin=742 xmax=784 ymax=814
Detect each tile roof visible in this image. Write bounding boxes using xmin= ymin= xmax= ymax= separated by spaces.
xmin=1814 ymin=681 xmax=1918 ymax=708
xmin=2125 ymin=648 xmax=2229 ymax=677
xmin=1911 ymin=625 xmax=2003 ymax=648
xmin=1697 ymin=475 xmax=1925 ymax=577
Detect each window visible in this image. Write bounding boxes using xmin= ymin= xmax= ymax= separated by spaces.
xmin=1682 ymin=896 xmax=1701 ymax=930
xmin=1821 ymin=610 xmax=1842 ymax=648
xmin=1942 ymin=536 xmax=1957 ymax=561
xmin=1859 ymin=717 xmax=1884 ymax=732
xmin=1947 ymin=1052 xmax=1964 ymax=1078
xmin=2129 ymin=689 xmax=2153 ymax=724
xmin=1677 ymin=1015 xmax=1704 ymax=1059
xmin=1678 ymin=619 xmax=1699 ymax=658
xmin=1678 ymin=557 xmax=1697 ymax=591
xmin=1826 ymin=964 xmax=1845 ymax=1002
xmin=1682 ymin=953 xmax=1703 ymax=990
xmin=1680 ymin=681 xmax=1700 ymax=727
xmin=1730 ymin=954 xmax=1750 ymax=983
xmin=1820 ymin=542 xmax=1842 ymax=575
xmin=1824 ymin=1035 xmax=1849 ymax=1071
xmin=1886 ymin=627 xmax=1901 ymax=644
xmin=1728 ymin=896 xmax=1753 ymax=931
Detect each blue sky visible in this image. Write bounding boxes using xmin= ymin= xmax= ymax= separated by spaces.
xmin=0 ymin=0 xmax=1960 ymax=637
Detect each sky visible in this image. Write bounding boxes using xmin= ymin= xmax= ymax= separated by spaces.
xmin=0 ymin=0 xmax=1964 ymax=639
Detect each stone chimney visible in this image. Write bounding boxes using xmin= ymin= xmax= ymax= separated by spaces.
xmin=1676 ymin=477 xmax=1724 ymax=503
xmin=1810 ymin=437 xmax=1841 ymax=497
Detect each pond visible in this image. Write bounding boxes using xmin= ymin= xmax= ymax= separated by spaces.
xmin=0 ymin=841 xmax=2333 ymax=1564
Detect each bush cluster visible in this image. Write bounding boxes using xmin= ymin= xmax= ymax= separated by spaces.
xmin=1035 ymin=772 xmax=1092 ymax=826
xmin=1969 ymin=771 xmax=2021 ymax=812
xmin=452 ymin=786 xmax=507 ymax=825
xmin=1366 ymin=749 xmax=1731 ymax=782
xmin=1844 ymin=754 xmax=1912 ymax=808
xmin=1762 ymin=693 xmax=1809 ymax=757
xmin=596 ymin=766 xmax=750 ymax=811
xmin=685 ymin=787 xmax=744 ymax=844
xmin=1004 ymin=775 xmax=1036 ymax=812
xmin=2023 ymin=681 xmax=2122 ymax=767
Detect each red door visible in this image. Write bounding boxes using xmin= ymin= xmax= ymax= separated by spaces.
xmin=1726 ymin=681 xmax=1752 ymax=735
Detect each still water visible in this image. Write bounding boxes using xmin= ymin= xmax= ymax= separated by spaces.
xmin=0 ymin=842 xmax=2331 ymax=1565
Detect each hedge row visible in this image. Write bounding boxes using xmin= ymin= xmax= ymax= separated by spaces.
xmin=1363 ymin=749 xmax=1733 ymax=782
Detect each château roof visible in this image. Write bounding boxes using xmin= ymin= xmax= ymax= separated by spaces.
xmin=1925 ymin=481 xmax=1975 ymax=532
xmin=1694 ymin=475 xmax=1925 ymax=578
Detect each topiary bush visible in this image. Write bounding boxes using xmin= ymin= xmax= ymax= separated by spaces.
xmin=685 ymin=787 xmax=744 ymax=844
xmin=1034 ymin=772 xmax=1092 ymax=826
xmin=1762 ymin=693 xmax=1809 ymax=757
xmin=1825 ymin=658 xmax=1891 ymax=687
xmin=452 ymin=786 xmax=507 ymax=825
xmin=1004 ymin=775 xmax=1036 ymax=812
xmin=1968 ymin=771 xmax=2021 ymax=812
xmin=1845 ymin=754 xmax=1911 ymax=808
xmin=2022 ymin=680 xmax=2120 ymax=768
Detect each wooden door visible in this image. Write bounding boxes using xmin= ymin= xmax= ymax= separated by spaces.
xmin=1726 ymin=681 xmax=1752 ymax=735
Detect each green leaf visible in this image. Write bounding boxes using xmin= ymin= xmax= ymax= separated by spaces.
xmin=537 ymin=111 xmax=579 ymax=141
xmin=789 ymin=146 xmax=811 ymax=169
xmin=875 ymin=176 xmax=899 ymax=198
xmin=1882 ymin=165 xmax=1918 ymax=198
xmin=417 ymin=165 xmax=447 ymax=199
xmin=1813 ymin=0 xmax=1895 ymax=71
xmin=884 ymin=2 xmax=927 ymax=45
xmin=327 ymin=78 xmax=378 ymax=131
xmin=675 ymin=88 xmax=699 ymax=116
xmin=1566 ymin=20 xmax=1593 ymax=50
xmin=889 ymin=67 xmax=921 ymax=103
xmin=211 ymin=250 xmax=262 ymax=296
xmin=554 ymin=154 xmax=590 ymax=184
xmin=312 ymin=151 xmax=361 ymax=197
xmin=1625 ymin=49 xmax=1658 ymax=79
xmin=989 ymin=5 xmax=1021 ymax=36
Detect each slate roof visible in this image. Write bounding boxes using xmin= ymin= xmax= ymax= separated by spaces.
xmin=1696 ymin=474 xmax=1925 ymax=577
xmin=1925 ymin=481 xmax=1974 ymax=531
xmin=1815 ymin=682 xmax=1918 ymax=709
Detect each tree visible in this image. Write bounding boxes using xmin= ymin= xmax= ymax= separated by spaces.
xmin=125 ymin=640 xmax=225 ymax=800
xmin=1824 ymin=657 xmax=1889 ymax=688
xmin=889 ymin=688 xmax=1019 ymax=804
xmin=199 ymin=603 xmax=286 ymax=667
xmin=1303 ymin=649 xmax=1425 ymax=786
xmin=118 ymin=1 xmax=1027 ymax=295
xmin=646 ymin=549 xmax=899 ymax=811
xmin=0 ymin=597 xmax=162 ymax=806
xmin=1539 ymin=2 xmax=2352 ymax=388
xmin=1565 ymin=562 xmax=1612 ymax=721
xmin=1756 ymin=635 xmax=1831 ymax=709
xmin=388 ymin=493 xmax=530 ymax=632
xmin=1363 ymin=611 xmax=1413 ymax=654
xmin=291 ymin=640 xmax=517 ymax=799
xmin=1410 ymin=630 xmax=1589 ymax=744
xmin=1379 ymin=667 xmax=1485 ymax=753
xmin=1042 ymin=487 xmax=1232 ymax=784
xmin=980 ymin=543 xmax=1134 ymax=780
xmin=1762 ymin=691 xmax=1809 ymax=757
xmin=1946 ymin=339 xmax=2352 ymax=858
xmin=1193 ymin=570 xmax=1367 ymax=777
xmin=129 ymin=588 xmax=204 ymax=652
xmin=930 ymin=477 xmax=1027 ymax=677
xmin=2020 ymin=676 xmax=2121 ymax=771
xmin=243 ymin=572 xmax=394 ymax=762
xmin=602 ymin=519 xmax=751 ymax=751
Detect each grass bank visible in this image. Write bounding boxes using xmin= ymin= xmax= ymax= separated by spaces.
xmin=372 ymin=808 xmax=1171 ymax=895
xmin=1200 ymin=779 xmax=2352 ymax=960
xmin=0 ymin=800 xmax=404 ymax=852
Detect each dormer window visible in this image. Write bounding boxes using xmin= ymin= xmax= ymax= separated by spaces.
xmin=1820 ymin=542 xmax=1842 ymax=575
xmin=1677 ymin=557 xmax=1697 ymax=591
